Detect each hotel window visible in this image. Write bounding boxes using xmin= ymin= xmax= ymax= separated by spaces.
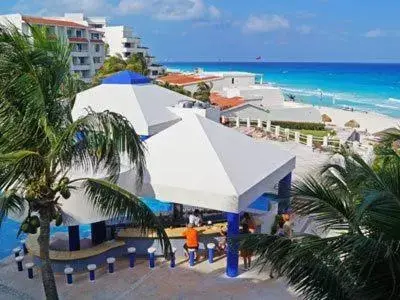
xmin=93 ymin=57 xmax=101 ymax=64
xmin=76 ymin=30 xmax=82 ymax=38
xmin=95 ymin=44 xmax=100 ymax=52
xmin=67 ymin=29 xmax=72 ymax=37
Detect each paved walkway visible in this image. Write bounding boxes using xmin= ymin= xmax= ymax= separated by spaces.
xmin=0 ymin=255 xmax=298 ymax=300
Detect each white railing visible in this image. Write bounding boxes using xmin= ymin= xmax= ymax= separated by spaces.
xmin=225 ymin=116 xmax=342 ymax=151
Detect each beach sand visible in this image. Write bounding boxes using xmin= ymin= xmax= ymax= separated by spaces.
xmin=316 ymin=106 xmax=399 ymax=134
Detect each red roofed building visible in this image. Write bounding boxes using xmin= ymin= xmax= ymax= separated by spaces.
xmin=158 ymin=73 xmax=221 ymax=86
xmin=210 ymin=92 xmax=245 ymax=110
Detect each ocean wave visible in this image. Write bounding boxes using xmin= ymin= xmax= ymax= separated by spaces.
xmin=388 ymin=97 xmax=400 ymax=104
xmin=281 ymin=87 xmax=393 ymax=107
xmin=375 ymin=104 xmax=400 ymax=109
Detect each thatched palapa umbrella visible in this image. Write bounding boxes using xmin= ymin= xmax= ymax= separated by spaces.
xmin=321 ymin=113 xmax=332 ymax=123
xmin=345 ymin=119 xmax=360 ymax=128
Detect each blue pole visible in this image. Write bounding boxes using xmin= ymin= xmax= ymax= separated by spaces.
xmin=148 ymin=247 xmax=156 ymax=268
xmin=68 ymin=225 xmax=80 ymax=251
xmin=128 ymin=247 xmax=136 ymax=268
xmin=207 ymin=243 xmax=215 ymax=264
xmin=278 ymin=172 xmax=292 ymax=214
xmin=13 ymin=247 xmax=21 ymax=257
xmin=67 ymin=274 xmax=73 ymax=284
xmin=64 ymin=267 xmax=74 ymax=285
xmin=189 ymin=249 xmax=195 ymax=267
xmin=87 ymin=264 xmax=96 ymax=282
xmin=226 ymin=212 xmax=239 ymax=277
xmin=107 ymin=257 xmax=115 ymax=273
xmin=26 ymin=263 xmax=34 ymax=279
xmin=89 ymin=270 xmax=95 ymax=281
xmin=170 ymin=247 xmax=176 ymax=268
xmin=16 ymin=256 xmax=24 ymax=272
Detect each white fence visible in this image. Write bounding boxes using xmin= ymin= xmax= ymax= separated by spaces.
xmin=226 ymin=116 xmax=341 ymax=151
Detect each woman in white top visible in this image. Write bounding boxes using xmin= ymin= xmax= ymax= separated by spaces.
xmin=188 ymin=209 xmax=202 ymax=226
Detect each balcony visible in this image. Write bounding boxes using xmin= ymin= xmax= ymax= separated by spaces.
xmin=71 ymin=64 xmax=91 ymax=71
xmin=71 ymin=50 xmax=89 ymax=57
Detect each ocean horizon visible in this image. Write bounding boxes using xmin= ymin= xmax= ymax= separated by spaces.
xmin=164 ymin=62 xmax=400 ymax=119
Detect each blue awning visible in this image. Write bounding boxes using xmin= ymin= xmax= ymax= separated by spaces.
xmin=102 ymin=70 xmax=151 ymax=85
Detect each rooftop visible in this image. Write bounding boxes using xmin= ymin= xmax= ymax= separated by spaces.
xmin=210 ymin=92 xmax=244 ymax=109
xmin=157 ymin=73 xmax=221 ymax=86
xmin=22 ymin=16 xmax=88 ymax=29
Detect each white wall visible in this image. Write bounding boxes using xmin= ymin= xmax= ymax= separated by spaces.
xmin=0 ymin=14 xmax=24 ymax=32
xmin=222 ymin=104 xmax=321 ymax=123
xmin=103 ymin=26 xmax=125 ymax=57
xmin=240 ymin=87 xmax=284 ymax=107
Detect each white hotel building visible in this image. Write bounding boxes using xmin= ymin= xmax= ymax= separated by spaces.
xmin=0 ymin=13 xmax=165 ymax=82
xmin=59 ymin=13 xmax=165 ymax=79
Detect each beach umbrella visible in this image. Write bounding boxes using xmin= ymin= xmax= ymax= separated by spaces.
xmin=321 ymin=114 xmax=332 ymax=123
xmin=345 ymin=119 xmax=360 ymax=128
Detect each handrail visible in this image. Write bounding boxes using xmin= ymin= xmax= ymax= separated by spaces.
xmin=225 ymin=116 xmax=341 ymax=151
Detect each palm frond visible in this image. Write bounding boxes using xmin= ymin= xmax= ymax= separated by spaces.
xmin=82 ymin=178 xmax=171 ymax=256
xmin=53 ymin=109 xmax=145 ymax=182
xmin=0 ymin=190 xmax=26 ymax=227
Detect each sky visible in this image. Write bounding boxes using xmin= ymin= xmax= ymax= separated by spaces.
xmin=1 ymin=0 xmax=400 ymax=62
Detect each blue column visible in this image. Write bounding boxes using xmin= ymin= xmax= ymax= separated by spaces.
xmin=226 ymin=212 xmax=239 ymax=278
xmin=278 ymin=172 xmax=292 ymax=214
xmin=91 ymin=221 xmax=106 ymax=246
xmin=68 ymin=225 xmax=80 ymax=251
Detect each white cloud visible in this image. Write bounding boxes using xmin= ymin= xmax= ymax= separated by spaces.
xmin=208 ymin=5 xmax=221 ymax=19
xmin=295 ymin=11 xmax=316 ymax=19
xmin=152 ymin=0 xmax=206 ymax=21
xmin=116 ymin=0 xmax=146 ymax=15
xmin=363 ymin=29 xmax=386 ymax=38
xmin=243 ymin=15 xmax=290 ymax=33
xmin=297 ymin=25 xmax=312 ymax=35
xmin=13 ymin=0 xmax=220 ymax=22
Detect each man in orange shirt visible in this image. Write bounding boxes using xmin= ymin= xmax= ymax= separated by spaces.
xmin=182 ymin=223 xmax=199 ymax=258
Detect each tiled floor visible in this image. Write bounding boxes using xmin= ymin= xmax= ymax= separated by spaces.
xmin=0 ymin=255 xmax=298 ymax=300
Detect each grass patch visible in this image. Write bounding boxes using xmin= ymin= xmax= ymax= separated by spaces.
xmin=300 ymin=129 xmax=336 ymax=137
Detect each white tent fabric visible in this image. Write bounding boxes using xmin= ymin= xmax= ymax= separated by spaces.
xmin=50 ymin=112 xmax=295 ymax=225
xmin=135 ymin=112 xmax=296 ymax=213
xmin=72 ymin=83 xmax=191 ymax=136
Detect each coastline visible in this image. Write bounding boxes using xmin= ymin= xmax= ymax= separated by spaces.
xmin=164 ymin=62 xmax=400 ymax=120
xmin=282 ymin=101 xmax=399 ymax=133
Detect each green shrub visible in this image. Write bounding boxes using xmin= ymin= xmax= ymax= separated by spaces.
xmin=271 ymin=121 xmax=325 ymax=131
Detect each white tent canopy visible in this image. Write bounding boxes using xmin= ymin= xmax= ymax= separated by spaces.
xmin=73 ymin=83 xmax=192 ymax=136
xmin=134 ymin=112 xmax=296 ymax=213
xmin=51 ymin=112 xmax=295 ymax=225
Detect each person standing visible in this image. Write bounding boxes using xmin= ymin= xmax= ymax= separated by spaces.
xmin=242 ymin=212 xmax=256 ymax=233
xmin=182 ymin=223 xmax=199 ymax=258
xmin=239 ymin=223 xmax=253 ymax=270
xmin=188 ymin=209 xmax=202 ymax=227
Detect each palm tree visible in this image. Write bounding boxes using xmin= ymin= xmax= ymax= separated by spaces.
xmin=93 ymin=53 xmax=149 ymax=86
xmin=0 ymin=26 xmax=170 ymax=299
xmin=126 ymin=53 xmax=149 ymax=76
xmin=240 ymin=150 xmax=400 ymax=299
xmin=193 ymin=82 xmax=213 ymax=102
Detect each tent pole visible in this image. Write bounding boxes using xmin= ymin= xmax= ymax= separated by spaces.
xmin=226 ymin=212 xmax=239 ymax=277
xmin=278 ymin=172 xmax=292 ymax=213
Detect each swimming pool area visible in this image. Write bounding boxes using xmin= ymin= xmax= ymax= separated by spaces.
xmin=0 ymin=198 xmax=172 ymax=260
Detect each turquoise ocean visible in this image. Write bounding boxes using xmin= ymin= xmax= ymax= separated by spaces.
xmin=165 ymin=62 xmax=400 ymax=119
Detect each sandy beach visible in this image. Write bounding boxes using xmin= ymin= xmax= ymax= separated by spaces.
xmin=316 ymin=106 xmax=399 ymax=134
xmin=282 ymin=101 xmax=399 ymax=133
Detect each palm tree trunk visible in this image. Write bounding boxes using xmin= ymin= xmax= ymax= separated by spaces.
xmin=38 ymin=212 xmax=59 ymax=300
